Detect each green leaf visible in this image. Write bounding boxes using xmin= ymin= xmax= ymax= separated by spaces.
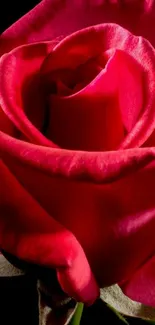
xmin=69 ymin=303 xmax=84 ymax=325
xmin=101 ymin=285 xmax=155 ymax=321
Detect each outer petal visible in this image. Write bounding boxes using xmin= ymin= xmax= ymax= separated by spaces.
xmin=120 ymin=256 xmax=155 ymax=306
xmin=1 ymin=0 xmax=155 ymax=53
xmin=0 ymin=158 xmax=99 ymax=304
xmin=1 ymin=132 xmax=155 ymax=306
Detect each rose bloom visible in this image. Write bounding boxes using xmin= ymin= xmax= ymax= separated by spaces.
xmin=1 ymin=0 xmax=155 ymax=306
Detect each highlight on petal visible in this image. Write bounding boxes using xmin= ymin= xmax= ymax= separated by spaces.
xmin=0 ymin=42 xmax=59 ymax=147
xmin=1 ymin=131 xmax=155 ymax=306
xmin=0 ymin=130 xmax=155 ymax=183
xmin=0 ymin=159 xmax=99 ymax=304
xmin=1 ymin=0 xmax=154 ymax=54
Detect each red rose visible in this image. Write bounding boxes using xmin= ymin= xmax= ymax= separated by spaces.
xmin=1 ymin=0 xmax=155 ymax=306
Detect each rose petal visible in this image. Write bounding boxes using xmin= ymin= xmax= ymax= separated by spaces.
xmin=47 ymin=49 xmax=143 ymax=151
xmin=1 ymin=132 xmax=155 ymax=306
xmin=1 ymin=0 xmax=155 ymax=54
xmin=51 ymin=59 xmax=102 ymax=96
xmin=1 ymin=0 xmax=155 ymax=309
xmin=41 ymin=24 xmax=155 ymax=150
xmin=48 ymin=56 xmax=124 ymax=151
xmin=120 ymin=255 xmax=155 ymax=306
xmin=113 ymin=50 xmax=143 ymax=132
xmin=0 ymin=108 xmax=18 ymax=137
xmin=0 ymin=159 xmax=99 ymax=304
xmin=0 ymin=42 xmax=59 ymax=146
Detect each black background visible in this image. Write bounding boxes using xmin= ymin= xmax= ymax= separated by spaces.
xmin=0 ymin=0 xmax=39 ymax=33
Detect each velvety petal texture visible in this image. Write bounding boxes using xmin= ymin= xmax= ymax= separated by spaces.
xmin=1 ymin=0 xmax=155 ymax=307
xmin=0 ymin=159 xmax=98 ymax=304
